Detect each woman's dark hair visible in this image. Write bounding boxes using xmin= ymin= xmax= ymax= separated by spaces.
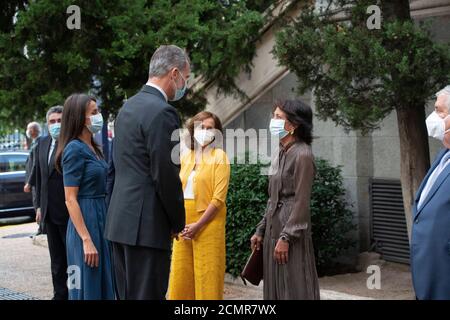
xmin=273 ymin=99 xmax=313 ymax=145
xmin=186 ymin=111 xmax=223 ymax=150
xmin=55 ymin=93 xmax=103 ymax=173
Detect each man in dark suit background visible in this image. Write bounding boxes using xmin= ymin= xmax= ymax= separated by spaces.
xmin=30 ymin=106 xmax=69 ymax=300
xmin=105 ymin=45 xmax=188 ymax=300
xmin=24 ymin=122 xmax=41 ymax=233
xmin=24 ymin=122 xmax=41 ymax=189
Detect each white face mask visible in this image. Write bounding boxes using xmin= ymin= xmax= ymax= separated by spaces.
xmin=87 ymin=113 xmax=104 ymax=134
xmin=269 ymin=118 xmax=289 ymax=139
xmin=194 ymin=129 xmax=215 ymax=147
xmin=426 ymin=111 xmax=450 ymax=141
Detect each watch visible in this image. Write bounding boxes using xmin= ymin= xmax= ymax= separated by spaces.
xmin=280 ymin=235 xmax=289 ymax=242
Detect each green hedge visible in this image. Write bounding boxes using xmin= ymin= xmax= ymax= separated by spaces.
xmin=225 ymin=157 xmax=355 ymax=277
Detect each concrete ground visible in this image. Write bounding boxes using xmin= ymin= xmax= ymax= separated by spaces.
xmin=0 ymin=222 xmax=415 ymax=300
xmin=0 ymin=220 xmax=53 ymax=300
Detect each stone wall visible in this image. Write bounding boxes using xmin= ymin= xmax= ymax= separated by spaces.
xmin=209 ymin=4 xmax=450 ymax=262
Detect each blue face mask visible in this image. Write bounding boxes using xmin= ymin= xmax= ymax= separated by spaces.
xmin=87 ymin=113 xmax=104 ymax=134
xmin=48 ymin=123 xmax=61 ymax=140
xmin=269 ymin=118 xmax=289 ymax=139
xmin=170 ymin=70 xmax=187 ymax=101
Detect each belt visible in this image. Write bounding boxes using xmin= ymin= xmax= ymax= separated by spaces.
xmin=276 ymin=199 xmax=294 ymax=208
xmin=77 ymin=194 xmax=106 ymax=199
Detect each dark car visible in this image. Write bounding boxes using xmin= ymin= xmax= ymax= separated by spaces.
xmin=0 ymin=151 xmax=35 ymax=219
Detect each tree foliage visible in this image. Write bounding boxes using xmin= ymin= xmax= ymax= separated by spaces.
xmin=273 ymin=0 xmax=450 ymax=241
xmin=272 ymin=0 xmax=450 ymax=133
xmin=0 ymin=0 xmax=269 ymax=133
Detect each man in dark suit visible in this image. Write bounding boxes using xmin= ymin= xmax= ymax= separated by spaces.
xmin=24 ymin=122 xmax=41 ymax=233
xmin=411 ymin=86 xmax=450 ymax=300
xmin=24 ymin=122 xmax=41 ymax=187
xmin=30 ymin=106 xmax=69 ymax=300
xmin=105 ymin=45 xmax=188 ymax=300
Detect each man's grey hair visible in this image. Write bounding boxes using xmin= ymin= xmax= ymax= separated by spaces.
xmin=148 ymin=45 xmax=190 ymax=77
xmin=27 ymin=121 xmax=41 ymax=133
xmin=46 ymin=105 xmax=63 ymax=122
xmin=436 ymin=85 xmax=450 ymax=112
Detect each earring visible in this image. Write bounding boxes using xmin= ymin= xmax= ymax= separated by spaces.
xmin=290 ymin=130 xmax=295 ymax=135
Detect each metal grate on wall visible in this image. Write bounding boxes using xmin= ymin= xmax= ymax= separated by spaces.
xmin=370 ymin=179 xmax=410 ymax=264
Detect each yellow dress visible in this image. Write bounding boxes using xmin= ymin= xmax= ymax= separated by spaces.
xmin=168 ymin=147 xmax=230 ymax=300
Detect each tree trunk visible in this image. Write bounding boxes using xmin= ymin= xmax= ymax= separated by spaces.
xmin=383 ymin=0 xmax=429 ymax=242
xmin=396 ymin=105 xmax=430 ymax=241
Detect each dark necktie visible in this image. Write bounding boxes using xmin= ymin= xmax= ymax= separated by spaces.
xmin=49 ymin=141 xmax=58 ymax=167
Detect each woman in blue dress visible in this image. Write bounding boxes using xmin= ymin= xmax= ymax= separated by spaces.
xmin=55 ymin=93 xmax=115 ymax=300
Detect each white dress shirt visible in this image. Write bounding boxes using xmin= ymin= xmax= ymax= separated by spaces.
xmin=145 ymin=81 xmax=168 ymax=102
xmin=418 ymin=149 xmax=450 ymax=209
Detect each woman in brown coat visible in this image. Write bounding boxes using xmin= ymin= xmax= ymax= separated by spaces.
xmin=250 ymin=100 xmax=320 ymax=300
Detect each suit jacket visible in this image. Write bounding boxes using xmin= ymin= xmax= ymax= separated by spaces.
xmin=25 ymin=138 xmax=39 ymax=184
xmin=25 ymin=137 xmax=40 ymax=209
xmin=105 ymin=138 xmax=115 ymax=208
xmin=411 ymin=148 xmax=450 ymax=300
xmin=105 ymin=85 xmax=185 ymax=250
xmin=31 ymin=135 xmax=69 ymax=228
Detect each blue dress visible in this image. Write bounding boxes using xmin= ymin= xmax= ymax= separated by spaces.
xmin=62 ymin=139 xmax=115 ymax=300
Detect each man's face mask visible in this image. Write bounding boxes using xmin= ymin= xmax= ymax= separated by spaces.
xmin=170 ymin=70 xmax=187 ymax=101
xmin=48 ymin=123 xmax=61 ymax=140
xmin=426 ymin=111 xmax=450 ymax=142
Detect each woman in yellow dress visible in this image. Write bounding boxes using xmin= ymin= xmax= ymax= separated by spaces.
xmin=168 ymin=111 xmax=231 ymax=300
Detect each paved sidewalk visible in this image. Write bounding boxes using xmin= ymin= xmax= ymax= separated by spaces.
xmin=0 ymin=222 xmax=414 ymax=300
xmin=223 ymin=274 xmax=375 ymax=300
xmin=0 ymin=221 xmax=52 ymax=300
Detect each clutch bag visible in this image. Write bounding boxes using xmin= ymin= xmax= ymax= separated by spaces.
xmin=240 ymin=244 xmax=263 ymax=286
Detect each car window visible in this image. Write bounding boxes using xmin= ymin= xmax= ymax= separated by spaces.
xmin=0 ymin=154 xmax=28 ymax=173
